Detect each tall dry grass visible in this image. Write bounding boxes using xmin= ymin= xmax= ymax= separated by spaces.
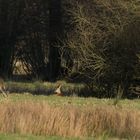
xmin=0 ymin=100 xmax=139 ymax=139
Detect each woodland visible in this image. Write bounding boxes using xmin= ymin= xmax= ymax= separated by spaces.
xmin=0 ymin=0 xmax=140 ymax=98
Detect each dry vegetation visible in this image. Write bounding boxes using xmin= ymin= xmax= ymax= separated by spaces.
xmin=0 ymin=99 xmax=139 ymax=139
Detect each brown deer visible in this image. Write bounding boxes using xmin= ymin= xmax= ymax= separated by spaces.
xmin=54 ymin=84 xmax=63 ymax=96
xmin=0 ymin=77 xmax=8 ymax=97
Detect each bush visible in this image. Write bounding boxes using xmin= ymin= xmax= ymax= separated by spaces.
xmin=62 ymin=0 xmax=140 ymax=97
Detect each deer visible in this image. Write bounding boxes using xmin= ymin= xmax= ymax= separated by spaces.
xmin=54 ymin=84 xmax=63 ymax=96
xmin=0 ymin=77 xmax=8 ymax=97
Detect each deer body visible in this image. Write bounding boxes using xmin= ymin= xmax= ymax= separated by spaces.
xmin=0 ymin=77 xmax=8 ymax=97
xmin=54 ymin=84 xmax=63 ymax=96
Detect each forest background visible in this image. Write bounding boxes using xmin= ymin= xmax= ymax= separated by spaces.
xmin=0 ymin=0 xmax=140 ymax=98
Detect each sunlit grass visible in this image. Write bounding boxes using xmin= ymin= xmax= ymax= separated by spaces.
xmin=0 ymin=133 xmax=81 ymax=140
xmin=0 ymin=99 xmax=139 ymax=139
xmin=0 ymin=133 xmax=129 ymax=140
xmin=0 ymin=93 xmax=139 ymax=110
xmin=0 ymin=133 xmax=127 ymax=140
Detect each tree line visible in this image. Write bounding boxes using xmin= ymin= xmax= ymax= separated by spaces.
xmin=0 ymin=0 xmax=140 ymax=97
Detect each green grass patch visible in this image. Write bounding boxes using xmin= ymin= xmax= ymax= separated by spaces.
xmin=0 ymin=93 xmax=139 ymax=110
xmin=0 ymin=133 xmax=81 ymax=140
xmin=0 ymin=133 xmax=130 ymax=140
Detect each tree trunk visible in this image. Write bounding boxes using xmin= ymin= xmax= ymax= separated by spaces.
xmin=48 ymin=0 xmax=62 ymax=81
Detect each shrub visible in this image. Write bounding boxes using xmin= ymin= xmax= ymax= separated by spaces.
xmin=62 ymin=0 xmax=140 ymax=97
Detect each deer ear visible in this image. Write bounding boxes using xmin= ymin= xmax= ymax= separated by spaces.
xmin=57 ymin=84 xmax=61 ymax=87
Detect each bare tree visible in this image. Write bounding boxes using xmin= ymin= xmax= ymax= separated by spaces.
xmin=63 ymin=0 xmax=140 ymax=97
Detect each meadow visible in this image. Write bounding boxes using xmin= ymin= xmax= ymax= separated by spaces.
xmin=0 ymin=81 xmax=139 ymax=140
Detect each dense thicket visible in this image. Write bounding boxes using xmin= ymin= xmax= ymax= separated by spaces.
xmin=62 ymin=0 xmax=140 ymax=97
xmin=0 ymin=0 xmax=139 ymax=97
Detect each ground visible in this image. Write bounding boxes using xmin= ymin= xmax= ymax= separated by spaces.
xmin=0 ymin=81 xmax=139 ymax=140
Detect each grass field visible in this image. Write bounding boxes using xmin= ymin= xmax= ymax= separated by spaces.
xmin=0 ymin=94 xmax=139 ymax=139
xmin=0 ymin=133 xmax=84 ymax=140
xmin=0 ymin=133 xmax=132 ymax=140
xmin=1 ymin=93 xmax=139 ymax=110
xmin=0 ymin=81 xmax=139 ymax=140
